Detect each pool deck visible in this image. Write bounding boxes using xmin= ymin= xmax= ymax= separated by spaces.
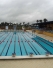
xmin=0 ymin=30 xmax=53 ymax=68
xmin=27 ymin=30 xmax=53 ymax=42
xmin=0 ymin=59 xmax=53 ymax=68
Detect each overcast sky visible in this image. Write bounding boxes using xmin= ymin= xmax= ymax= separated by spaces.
xmin=0 ymin=0 xmax=53 ymax=24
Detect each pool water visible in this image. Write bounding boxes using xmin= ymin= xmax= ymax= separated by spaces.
xmin=0 ymin=31 xmax=53 ymax=56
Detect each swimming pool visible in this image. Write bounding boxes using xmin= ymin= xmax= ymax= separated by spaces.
xmin=0 ymin=31 xmax=53 ymax=59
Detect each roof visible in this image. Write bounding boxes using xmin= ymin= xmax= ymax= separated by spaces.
xmin=32 ymin=21 xmax=53 ymax=25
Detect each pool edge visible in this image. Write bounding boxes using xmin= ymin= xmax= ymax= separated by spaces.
xmin=0 ymin=55 xmax=53 ymax=59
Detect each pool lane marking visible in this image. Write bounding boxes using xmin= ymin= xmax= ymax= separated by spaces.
xmin=5 ymin=34 xmax=14 ymax=56
xmin=0 ymin=32 xmax=5 ymax=35
xmin=36 ymin=37 xmax=53 ymax=48
xmin=35 ymin=38 xmax=53 ymax=54
xmin=17 ymin=33 xmax=22 ymax=55
xmin=19 ymin=33 xmax=28 ymax=55
xmin=14 ymin=34 xmax=16 ymax=54
xmin=5 ymin=34 xmax=13 ymax=56
xmin=33 ymin=39 xmax=52 ymax=54
xmin=25 ymin=33 xmax=41 ymax=55
xmin=26 ymin=33 xmax=52 ymax=54
xmin=0 ymin=32 xmax=3 ymax=34
xmin=26 ymin=32 xmax=53 ymax=54
xmin=28 ymin=41 xmax=40 ymax=55
xmin=0 ymin=33 xmax=12 ymax=56
xmin=0 ymin=33 xmax=10 ymax=44
xmin=0 ymin=32 xmax=9 ymax=41
xmin=0 ymin=33 xmax=6 ymax=38
xmin=22 ymin=34 xmax=37 ymax=55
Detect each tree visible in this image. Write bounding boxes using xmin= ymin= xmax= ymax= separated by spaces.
xmin=27 ymin=22 xmax=30 ymax=26
xmin=16 ymin=23 xmax=18 ymax=26
xmin=5 ymin=22 xmax=9 ymax=26
xmin=43 ymin=18 xmax=47 ymax=23
xmin=36 ymin=20 xmax=39 ymax=23
xmin=39 ymin=20 xmax=42 ymax=23
xmin=19 ymin=23 xmax=22 ymax=25
xmin=1 ymin=22 xmax=5 ymax=26
xmin=23 ymin=22 xmax=25 ymax=25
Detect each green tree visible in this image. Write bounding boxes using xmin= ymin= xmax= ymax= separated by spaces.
xmin=39 ymin=20 xmax=42 ymax=23
xmin=27 ymin=22 xmax=30 ymax=26
xmin=23 ymin=22 xmax=25 ymax=25
xmin=43 ymin=18 xmax=47 ymax=23
xmin=19 ymin=23 xmax=22 ymax=25
xmin=36 ymin=20 xmax=39 ymax=23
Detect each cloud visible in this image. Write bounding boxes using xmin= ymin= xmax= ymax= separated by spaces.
xmin=0 ymin=0 xmax=53 ymax=23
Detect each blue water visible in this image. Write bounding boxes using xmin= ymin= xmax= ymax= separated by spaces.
xmin=0 ymin=31 xmax=53 ymax=56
